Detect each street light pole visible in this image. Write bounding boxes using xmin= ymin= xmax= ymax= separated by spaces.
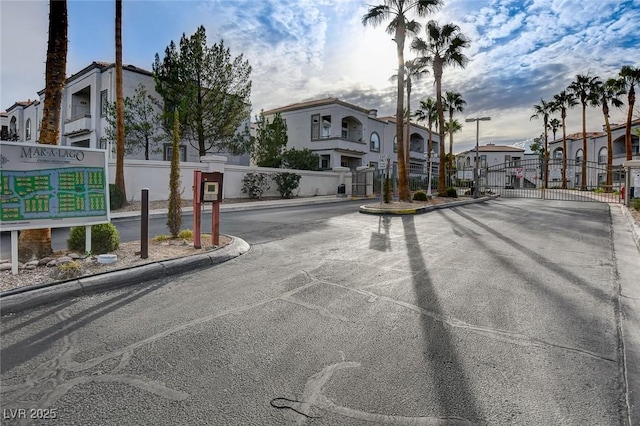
xmin=465 ymin=116 xmax=491 ymax=198
xmin=426 ymin=149 xmax=435 ymax=196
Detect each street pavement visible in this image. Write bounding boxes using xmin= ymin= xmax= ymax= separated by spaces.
xmin=1 ymin=198 xmax=639 ymax=425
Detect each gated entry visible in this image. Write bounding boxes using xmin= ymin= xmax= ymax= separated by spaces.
xmin=479 ymin=158 xmax=622 ymax=202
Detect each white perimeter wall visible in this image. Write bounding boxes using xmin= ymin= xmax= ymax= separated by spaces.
xmin=109 ymin=159 xmax=342 ymax=201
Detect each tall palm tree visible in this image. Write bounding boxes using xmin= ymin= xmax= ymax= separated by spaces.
xmin=568 ymin=74 xmax=599 ymax=190
xmin=404 ymin=59 xmax=429 ymax=166
xmin=414 ymin=97 xmax=438 ymax=156
xmin=411 ymin=21 xmax=469 ymax=194
xmin=115 ymin=0 xmax=127 ymax=202
xmin=530 ymin=99 xmax=554 ymax=189
xmin=547 ymin=118 xmax=561 ymax=142
xmin=444 ymin=118 xmax=462 ymax=183
xmin=619 ymin=65 xmax=640 ymax=160
xmin=552 ymin=90 xmax=577 ymax=189
xmin=443 ymin=91 xmax=466 ymax=157
xmin=593 ymin=77 xmax=625 ymax=190
xmin=391 ymin=59 xmax=430 ymax=166
xmin=362 ymin=0 xmax=442 ymax=202
xmin=18 ymin=0 xmax=68 ymax=262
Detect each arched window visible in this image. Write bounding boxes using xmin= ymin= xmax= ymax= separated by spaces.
xmin=575 ymin=149 xmax=583 ymax=164
xmin=370 ymin=132 xmax=380 ymax=152
xmin=598 ymin=147 xmax=607 ymax=164
xmin=25 ymin=119 xmax=31 ymax=140
xmin=9 ymin=116 xmax=17 ymax=140
xmin=393 ymin=136 xmax=397 ymax=152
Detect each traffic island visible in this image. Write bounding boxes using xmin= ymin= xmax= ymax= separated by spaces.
xmin=359 ymin=195 xmax=499 ymax=215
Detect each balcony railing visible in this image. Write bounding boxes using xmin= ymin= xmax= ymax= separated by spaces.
xmin=63 ymin=114 xmax=92 ymax=136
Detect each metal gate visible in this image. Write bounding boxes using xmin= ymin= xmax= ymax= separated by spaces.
xmin=479 ymin=158 xmax=623 ymax=203
xmin=353 ymin=170 xmax=368 ymax=196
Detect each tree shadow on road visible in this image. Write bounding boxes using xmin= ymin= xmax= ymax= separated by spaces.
xmin=401 ymin=215 xmax=482 ymax=422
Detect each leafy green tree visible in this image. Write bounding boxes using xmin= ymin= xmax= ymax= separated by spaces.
xmin=412 ymin=21 xmax=470 ymax=195
xmin=167 ymin=109 xmax=182 ymax=237
xmin=568 ymin=74 xmax=599 ymax=190
xmin=102 ymin=84 xmax=166 ymax=160
xmin=530 ymin=98 xmax=554 ymax=189
xmin=593 ymin=77 xmax=625 ymax=189
xmin=362 ymin=0 xmax=443 ymax=202
xmin=619 ymin=65 xmax=640 ymax=160
xmin=252 ymin=111 xmax=288 ymax=168
xmin=552 ymin=90 xmax=577 ymax=189
xmin=153 ymin=26 xmax=252 ymax=157
xmin=281 ymin=148 xmax=320 ymax=171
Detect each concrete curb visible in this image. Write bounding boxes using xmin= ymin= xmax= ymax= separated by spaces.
xmin=358 ymin=195 xmax=499 ymax=215
xmin=0 ymin=236 xmax=250 ymax=315
xmin=621 ymin=205 xmax=640 ymax=253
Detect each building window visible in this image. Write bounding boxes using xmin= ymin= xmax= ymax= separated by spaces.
xmin=25 ymin=119 xmax=31 ymax=140
xmin=393 ymin=136 xmax=397 ymax=152
xmin=370 ymin=132 xmax=380 ymax=152
xmin=576 ymin=149 xmax=583 ymax=164
xmin=320 ymin=155 xmax=330 ymax=170
xmin=321 ymin=115 xmax=331 ymax=138
xmin=100 ymin=89 xmax=108 ymax=117
xmin=480 ymin=155 xmax=487 ymax=168
xmin=598 ymin=147 xmax=607 ymax=164
xmin=164 ymin=144 xmax=186 ymax=161
xmin=311 ymin=114 xmax=320 ymax=140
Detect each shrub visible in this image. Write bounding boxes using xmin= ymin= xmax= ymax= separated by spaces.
xmin=154 ymin=234 xmax=170 ymax=242
xmin=413 ymin=190 xmax=428 ymax=201
xmin=241 ymin=172 xmax=271 ymax=199
xmin=178 ymin=229 xmax=193 ymax=240
xmin=446 ymin=187 xmax=458 ymax=198
xmin=383 ymin=177 xmax=391 ymax=203
xmin=632 ymin=198 xmax=640 ymax=211
xmin=273 ymin=172 xmax=301 ymax=199
xmin=109 ymin=184 xmax=125 ymax=210
xmin=67 ymin=223 xmax=120 ymax=254
xmin=281 ymin=148 xmax=319 ymax=170
xmin=51 ymin=260 xmax=83 ymax=281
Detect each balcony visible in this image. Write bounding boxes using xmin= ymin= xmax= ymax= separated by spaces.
xmin=64 ymin=114 xmax=92 ymax=137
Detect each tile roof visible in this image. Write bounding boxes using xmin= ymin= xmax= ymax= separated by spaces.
xmin=457 ymin=144 xmax=525 ymax=155
xmin=262 ymin=97 xmax=373 ymax=115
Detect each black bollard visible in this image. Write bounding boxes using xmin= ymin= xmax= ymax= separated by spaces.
xmin=141 ymin=188 xmax=149 ymax=259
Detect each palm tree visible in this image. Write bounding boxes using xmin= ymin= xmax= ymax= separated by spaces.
xmin=404 ymin=59 xmax=429 ymax=167
xmin=593 ymin=77 xmax=625 ymax=190
xmin=362 ymin=0 xmax=442 ymax=202
xmin=443 ymin=91 xmax=466 ymax=157
xmin=530 ymin=99 xmax=554 ymax=189
xmin=444 ymin=118 xmax=462 ymax=184
xmin=411 ymin=21 xmax=469 ymax=194
xmin=115 ymin=0 xmax=127 ymax=202
xmin=547 ymin=118 xmax=561 ymax=142
xmin=552 ymin=90 xmax=577 ymax=189
xmin=568 ymin=74 xmax=599 ymax=190
xmin=414 ymin=97 xmax=438 ymax=156
xmin=619 ymin=65 xmax=640 ymax=160
xmin=18 ymin=0 xmax=68 ymax=262
xmin=391 ymin=59 xmax=429 ymax=166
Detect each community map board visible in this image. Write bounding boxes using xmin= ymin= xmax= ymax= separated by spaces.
xmin=0 ymin=141 xmax=110 ymax=232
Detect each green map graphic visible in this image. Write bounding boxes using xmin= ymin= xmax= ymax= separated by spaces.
xmin=0 ymin=167 xmax=107 ymax=221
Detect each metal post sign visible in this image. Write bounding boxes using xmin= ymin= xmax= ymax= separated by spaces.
xmin=0 ymin=141 xmax=110 ymax=231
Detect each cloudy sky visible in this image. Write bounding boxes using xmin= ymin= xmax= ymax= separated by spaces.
xmin=1 ymin=0 xmax=638 ymax=153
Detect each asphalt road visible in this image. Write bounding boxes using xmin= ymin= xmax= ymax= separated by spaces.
xmin=0 ymin=199 xmax=366 ymax=255
xmin=1 ymin=198 xmax=638 ymax=425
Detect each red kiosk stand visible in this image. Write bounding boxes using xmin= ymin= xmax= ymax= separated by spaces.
xmin=193 ymin=170 xmax=224 ymax=249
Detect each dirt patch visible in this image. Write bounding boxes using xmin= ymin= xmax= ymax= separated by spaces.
xmin=0 ymin=235 xmax=231 ymax=293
